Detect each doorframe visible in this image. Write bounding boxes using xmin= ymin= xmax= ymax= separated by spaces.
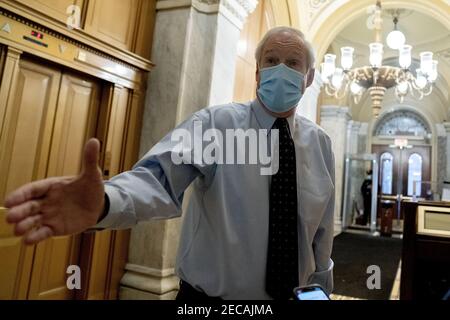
xmin=372 ymin=142 xmax=432 ymax=197
xmin=342 ymin=153 xmax=379 ymax=233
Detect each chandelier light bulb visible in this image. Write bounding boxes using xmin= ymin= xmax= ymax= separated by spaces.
xmin=320 ymin=63 xmax=329 ymax=83
xmin=397 ymin=81 xmax=408 ymax=94
xmin=399 ymin=45 xmax=412 ymax=69
xmin=340 ymin=47 xmax=354 ymax=70
xmin=369 ymin=43 xmax=383 ymax=68
xmin=323 ymin=54 xmax=336 ymax=79
xmin=420 ymin=52 xmax=433 ymax=75
xmin=386 ymin=30 xmax=406 ymax=50
xmin=428 ymin=60 xmax=438 ymax=82
xmin=415 ymin=69 xmax=427 ymax=89
xmin=331 ymin=68 xmax=344 ymax=89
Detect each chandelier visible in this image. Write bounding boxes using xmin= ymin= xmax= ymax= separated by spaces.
xmin=320 ymin=1 xmax=439 ymax=117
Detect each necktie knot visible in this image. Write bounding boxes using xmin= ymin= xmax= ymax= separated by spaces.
xmin=272 ymin=117 xmax=289 ymax=130
xmin=272 ymin=117 xmax=293 ymax=144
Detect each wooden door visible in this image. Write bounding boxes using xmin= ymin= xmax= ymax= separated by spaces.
xmin=27 ymin=71 xmax=101 ymax=299
xmin=372 ymin=145 xmax=400 ymax=196
xmin=84 ymin=0 xmax=140 ymax=51
xmin=0 ymin=48 xmax=135 ymax=299
xmin=0 ymin=58 xmax=61 ymax=299
xmin=76 ymin=84 xmax=131 ymax=300
xmin=399 ymin=146 xmax=431 ymax=198
xmin=373 ymin=144 xmax=431 ymax=197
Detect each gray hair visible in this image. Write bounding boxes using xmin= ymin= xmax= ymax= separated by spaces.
xmin=254 ymin=26 xmax=316 ymax=71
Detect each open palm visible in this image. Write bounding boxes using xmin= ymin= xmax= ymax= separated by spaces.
xmin=4 ymin=138 xmax=105 ymax=245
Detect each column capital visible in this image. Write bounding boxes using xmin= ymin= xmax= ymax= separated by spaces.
xmin=156 ymin=0 xmax=258 ymax=29
xmin=214 ymin=0 xmax=259 ymax=30
xmin=348 ymin=120 xmax=362 ymax=131
xmin=320 ymin=105 xmax=352 ymax=121
xmin=359 ymin=122 xmax=369 ymax=135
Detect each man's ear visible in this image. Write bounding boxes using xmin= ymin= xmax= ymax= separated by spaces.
xmin=305 ymin=68 xmax=315 ymax=89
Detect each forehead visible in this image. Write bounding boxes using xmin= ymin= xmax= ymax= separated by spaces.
xmin=262 ymin=32 xmax=306 ymax=57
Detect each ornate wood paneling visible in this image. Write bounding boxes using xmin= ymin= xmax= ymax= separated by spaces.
xmin=0 ymin=56 xmax=61 ymax=299
xmin=0 ymin=0 xmax=150 ymax=301
xmin=14 ymin=0 xmax=82 ymax=25
xmin=0 ymin=10 xmax=147 ymax=90
xmin=84 ymin=0 xmax=139 ymax=51
xmin=27 ymin=71 xmax=102 ymax=300
xmin=1 ymin=0 xmax=155 ymax=69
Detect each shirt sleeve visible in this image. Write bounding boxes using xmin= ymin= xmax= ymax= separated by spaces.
xmin=93 ymin=112 xmax=216 ymax=230
xmin=309 ymin=132 xmax=335 ymax=294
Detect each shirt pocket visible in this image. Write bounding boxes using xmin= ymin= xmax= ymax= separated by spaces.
xmin=298 ymin=168 xmax=334 ymax=228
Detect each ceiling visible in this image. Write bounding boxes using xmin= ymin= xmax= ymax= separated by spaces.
xmin=337 ymin=10 xmax=449 ymax=50
xmin=328 ymin=7 xmax=450 ymax=123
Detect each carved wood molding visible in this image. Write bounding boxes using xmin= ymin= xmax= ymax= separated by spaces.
xmin=1 ymin=0 xmax=154 ymax=71
xmin=0 ymin=8 xmax=148 ymax=90
xmin=0 ymin=8 xmax=141 ymax=71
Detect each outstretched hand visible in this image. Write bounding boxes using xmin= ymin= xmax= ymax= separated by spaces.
xmin=4 ymin=138 xmax=105 ymax=245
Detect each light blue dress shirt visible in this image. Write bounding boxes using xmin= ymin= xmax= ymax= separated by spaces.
xmin=95 ymin=99 xmax=335 ymax=300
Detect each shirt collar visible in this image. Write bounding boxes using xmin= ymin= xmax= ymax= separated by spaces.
xmin=251 ymin=98 xmax=296 ymax=138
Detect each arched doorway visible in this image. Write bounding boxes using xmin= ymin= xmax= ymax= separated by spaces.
xmin=371 ymin=110 xmax=432 ymax=226
xmin=372 ymin=110 xmax=432 ymax=197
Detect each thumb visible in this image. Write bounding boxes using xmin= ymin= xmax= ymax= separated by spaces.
xmin=81 ymin=138 xmax=101 ymax=177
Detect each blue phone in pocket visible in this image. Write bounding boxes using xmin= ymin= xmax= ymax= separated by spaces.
xmin=294 ymin=284 xmax=330 ymax=300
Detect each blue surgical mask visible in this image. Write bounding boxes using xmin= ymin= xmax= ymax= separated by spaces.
xmin=257 ymin=63 xmax=305 ymax=113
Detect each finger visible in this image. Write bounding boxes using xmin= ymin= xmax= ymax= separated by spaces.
xmin=4 ymin=178 xmax=59 ymax=208
xmin=81 ymin=138 xmax=101 ymax=177
xmin=14 ymin=214 xmax=42 ymax=237
xmin=23 ymin=225 xmax=53 ymax=245
xmin=6 ymin=200 xmax=42 ymax=224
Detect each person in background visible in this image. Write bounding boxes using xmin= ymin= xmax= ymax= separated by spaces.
xmin=358 ymin=170 xmax=373 ymax=226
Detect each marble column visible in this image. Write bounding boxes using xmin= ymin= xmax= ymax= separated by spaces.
xmin=346 ymin=120 xmax=362 ymax=155
xmin=119 ymin=0 xmax=258 ymax=300
xmin=320 ymin=106 xmax=351 ymax=235
xmin=358 ymin=122 xmax=369 ymax=154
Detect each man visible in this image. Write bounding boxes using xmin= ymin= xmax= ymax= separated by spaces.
xmin=359 ymin=170 xmax=373 ymax=226
xmin=5 ymin=27 xmax=335 ymax=300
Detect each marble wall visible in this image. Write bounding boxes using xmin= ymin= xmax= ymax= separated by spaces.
xmin=208 ymin=12 xmax=241 ymax=106
xmin=120 ymin=0 xmax=256 ymax=300
xmin=121 ymin=6 xmax=194 ymax=301
xmin=139 ymin=7 xmax=192 ymax=155
xmin=320 ymin=105 xmax=351 ymax=235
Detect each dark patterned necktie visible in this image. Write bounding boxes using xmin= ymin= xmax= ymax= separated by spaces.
xmin=266 ymin=117 xmax=299 ymax=300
